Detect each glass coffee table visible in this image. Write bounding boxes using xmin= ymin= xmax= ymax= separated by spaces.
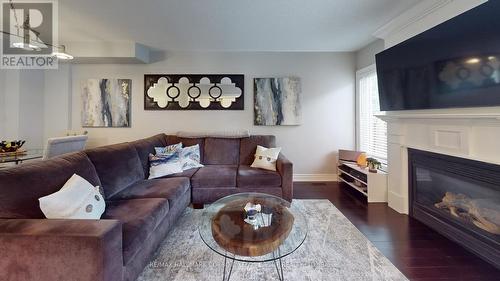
xmin=0 ymin=149 xmax=43 ymax=165
xmin=199 ymin=193 xmax=307 ymax=281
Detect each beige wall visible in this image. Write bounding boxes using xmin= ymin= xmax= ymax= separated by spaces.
xmin=53 ymin=51 xmax=356 ymax=176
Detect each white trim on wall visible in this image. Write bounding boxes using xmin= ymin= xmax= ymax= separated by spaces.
xmin=373 ymin=0 xmax=454 ymax=40
xmin=373 ymin=0 xmax=486 ymax=48
xmin=293 ymin=174 xmax=338 ymax=182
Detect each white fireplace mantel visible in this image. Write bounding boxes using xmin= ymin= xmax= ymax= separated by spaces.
xmin=375 ymin=110 xmax=500 ymax=214
xmin=377 ymin=112 xmax=500 ymax=121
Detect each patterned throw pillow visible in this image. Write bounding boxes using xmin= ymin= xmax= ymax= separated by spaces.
xmin=148 ymin=152 xmax=183 ymax=179
xmin=180 ymin=144 xmax=204 ymax=171
xmin=154 ymin=142 xmax=183 ymax=155
xmin=251 ymin=145 xmax=282 ymax=171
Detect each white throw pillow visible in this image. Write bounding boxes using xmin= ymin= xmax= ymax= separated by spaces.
xmin=39 ymin=174 xmax=105 ymax=219
xmin=180 ymin=144 xmax=204 ymax=171
xmin=148 ymin=153 xmax=183 ymax=179
xmin=251 ymin=145 xmax=282 ymax=171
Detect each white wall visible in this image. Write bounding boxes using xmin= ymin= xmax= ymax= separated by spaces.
xmin=355 ymin=39 xmax=384 ymax=70
xmin=1 ymin=70 xmax=20 ymax=140
xmin=53 ymin=52 xmax=355 ymax=176
xmin=0 ymin=69 xmax=45 ymax=149
xmin=0 ymin=71 xmax=6 ymax=137
xmin=44 ymin=64 xmax=72 ymax=141
xmin=18 ymin=70 xmax=45 ymax=149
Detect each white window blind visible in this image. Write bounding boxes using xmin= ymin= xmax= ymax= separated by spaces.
xmin=356 ymin=66 xmax=387 ymax=161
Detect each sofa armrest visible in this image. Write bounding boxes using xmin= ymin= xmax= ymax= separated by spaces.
xmin=0 ymin=219 xmax=123 ymax=281
xmin=277 ymin=153 xmax=293 ymax=202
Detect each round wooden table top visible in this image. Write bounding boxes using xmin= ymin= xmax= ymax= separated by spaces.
xmin=211 ymin=198 xmax=294 ymax=257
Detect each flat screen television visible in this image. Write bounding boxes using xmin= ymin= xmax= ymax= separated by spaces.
xmin=375 ymin=1 xmax=500 ymax=111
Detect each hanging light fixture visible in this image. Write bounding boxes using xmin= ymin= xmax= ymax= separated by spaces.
xmin=52 ymin=45 xmax=74 ymax=60
xmin=12 ymin=42 xmax=42 ymax=51
xmin=1 ymin=0 xmax=73 ymax=60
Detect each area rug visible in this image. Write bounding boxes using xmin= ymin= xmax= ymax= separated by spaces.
xmin=137 ymin=200 xmax=409 ymax=281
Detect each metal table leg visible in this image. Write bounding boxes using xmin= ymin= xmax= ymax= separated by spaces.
xmin=222 ymin=249 xmax=285 ymax=281
xmin=222 ymin=253 xmax=235 ymax=281
xmin=273 ymin=247 xmax=284 ymax=281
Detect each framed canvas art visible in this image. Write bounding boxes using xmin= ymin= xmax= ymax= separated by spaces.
xmin=82 ymin=79 xmax=131 ymax=127
xmin=254 ymin=77 xmax=302 ymax=126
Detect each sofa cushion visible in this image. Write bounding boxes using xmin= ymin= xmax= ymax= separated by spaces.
xmin=103 ymin=198 xmax=169 ymax=264
xmin=191 ymin=165 xmax=237 ymax=188
xmin=162 ymin=168 xmax=200 ymax=179
xmin=110 ymin=177 xmax=190 ymax=206
xmin=0 ymin=152 xmax=101 ymax=219
xmin=192 ymin=187 xmax=237 ymax=204
xmin=204 ymin=138 xmax=240 ymax=165
xmin=235 ymin=187 xmax=283 ymax=198
xmin=85 ymin=143 xmax=144 ymax=199
xmin=237 ymin=166 xmax=282 ymax=188
xmin=130 ymin=134 xmax=167 ymax=178
xmin=239 ymin=135 xmax=276 ymax=165
xmin=166 ymin=135 xmax=205 ymax=163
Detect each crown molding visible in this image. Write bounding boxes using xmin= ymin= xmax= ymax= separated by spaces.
xmin=373 ymin=0 xmax=454 ymax=40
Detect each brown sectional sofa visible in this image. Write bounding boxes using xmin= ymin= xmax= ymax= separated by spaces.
xmin=0 ymin=133 xmax=293 ymax=281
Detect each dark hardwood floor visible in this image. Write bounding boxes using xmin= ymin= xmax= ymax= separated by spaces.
xmin=293 ymin=181 xmax=500 ymax=281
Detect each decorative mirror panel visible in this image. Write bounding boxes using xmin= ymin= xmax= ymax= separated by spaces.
xmin=144 ymin=74 xmax=244 ymax=110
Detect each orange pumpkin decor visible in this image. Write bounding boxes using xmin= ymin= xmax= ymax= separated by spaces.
xmin=356 ymin=153 xmax=368 ymax=168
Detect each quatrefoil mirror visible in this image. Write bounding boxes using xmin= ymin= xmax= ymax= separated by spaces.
xmin=144 ymin=74 xmax=244 ymax=110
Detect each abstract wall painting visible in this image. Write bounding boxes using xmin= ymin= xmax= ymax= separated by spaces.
xmin=82 ymin=79 xmax=131 ymax=127
xmin=254 ymin=77 xmax=302 ymax=126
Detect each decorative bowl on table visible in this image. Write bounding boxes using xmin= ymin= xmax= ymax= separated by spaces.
xmin=0 ymin=140 xmax=26 ymax=153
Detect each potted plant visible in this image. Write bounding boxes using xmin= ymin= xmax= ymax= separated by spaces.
xmin=366 ymin=157 xmax=381 ymax=173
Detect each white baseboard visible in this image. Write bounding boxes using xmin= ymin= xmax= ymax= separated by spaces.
xmin=388 ymin=191 xmax=409 ymax=214
xmin=293 ymin=174 xmax=338 ymax=182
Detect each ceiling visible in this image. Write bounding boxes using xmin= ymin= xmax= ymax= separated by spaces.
xmin=58 ymin=0 xmax=420 ymax=52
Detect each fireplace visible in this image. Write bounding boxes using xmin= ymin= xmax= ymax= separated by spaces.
xmin=408 ymin=149 xmax=500 ymax=268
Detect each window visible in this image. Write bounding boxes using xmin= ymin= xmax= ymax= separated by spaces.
xmin=356 ymin=65 xmax=387 ymax=162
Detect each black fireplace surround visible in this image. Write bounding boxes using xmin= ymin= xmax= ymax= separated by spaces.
xmin=408 ymin=149 xmax=500 ymax=269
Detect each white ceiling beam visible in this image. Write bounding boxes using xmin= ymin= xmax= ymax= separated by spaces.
xmin=64 ymin=42 xmax=154 ymax=64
